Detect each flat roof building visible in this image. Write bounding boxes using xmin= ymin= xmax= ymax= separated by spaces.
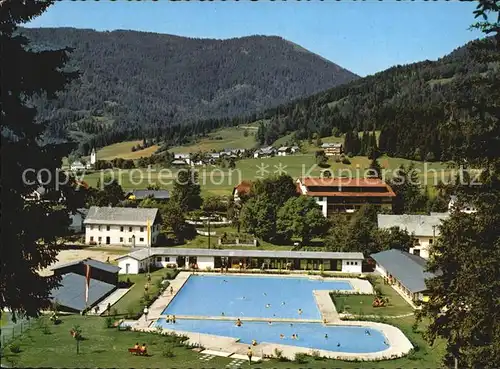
xmin=116 ymin=248 xmax=364 ymax=275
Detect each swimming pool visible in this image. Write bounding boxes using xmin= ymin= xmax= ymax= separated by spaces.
xmin=163 ymin=275 xmax=353 ymax=319
xmin=155 ymin=319 xmax=388 ymax=353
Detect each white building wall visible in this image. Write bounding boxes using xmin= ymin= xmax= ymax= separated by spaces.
xmin=85 ymin=223 xmax=160 ymax=246
xmin=341 ymin=259 xmax=362 ymax=273
xmin=410 ymin=236 xmax=433 ymax=259
xmin=196 ymin=256 xmax=215 ymax=270
xmin=375 ymin=264 xmax=388 ymax=277
xmin=118 ymin=257 xmax=140 ymax=275
xmin=69 ymin=212 xmax=83 ymax=232
xmin=278 ymin=152 xmax=287 ymax=156
xmin=315 ymin=196 xmax=328 ymax=217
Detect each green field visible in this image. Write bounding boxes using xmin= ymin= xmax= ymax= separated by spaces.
xmin=97 ymin=141 xmax=160 ymax=161
xmin=168 ymin=124 xmax=258 ymax=154
xmin=331 ymin=278 xmax=414 ymax=317
xmin=81 ymin=154 xmax=452 ymax=196
xmin=2 ymin=313 xmax=444 ymax=368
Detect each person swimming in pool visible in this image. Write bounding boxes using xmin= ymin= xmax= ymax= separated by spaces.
xmin=325 ymin=334 xmax=328 ymax=339
xmin=268 ymin=321 xmax=272 ymax=325
xmin=236 ymin=318 xmax=242 ymax=327
xmin=291 ymin=334 xmax=296 ymax=340
xmin=290 ymin=323 xmax=293 ymax=327
xmin=221 ymin=312 xmax=225 ymax=316
xmin=263 ymin=292 xmax=267 ymax=296
xmin=298 ymin=309 xmax=303 ymax=315
xmin=266 ymin=304 xmax=271 ymax=308
xmin=365 ymin=329 xmax=371 ymax=336
xmin=281 ymin=301 xmax=285 ymax=305
xmin=280 ymin=334 xmax=284 ymax=339
xmin=296 ymin=334 xmax=299 ymax=340
xmin=337 ymin=343 xmax=341 ymax=347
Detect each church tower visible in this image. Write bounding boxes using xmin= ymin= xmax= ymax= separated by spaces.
xmin=90 ymin=148 xmax=96 ymax=165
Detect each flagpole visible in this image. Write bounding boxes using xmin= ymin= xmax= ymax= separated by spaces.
xmin=147 ymin=219 xmax=151 ymax=276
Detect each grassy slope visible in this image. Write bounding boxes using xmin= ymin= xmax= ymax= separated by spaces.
xmin=168 ymin=125 xmax=258 ymax=154
xmin=97 ymin=141 xmax=160 ymax=161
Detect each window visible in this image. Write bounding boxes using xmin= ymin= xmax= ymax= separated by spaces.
xmin=128 ymin=238 xmax=132 ymax=242
xmin=129 ymin=227 xmax=133 ymax=232
xmin=164 ymin=257 xmax=170 ymax=262
xmin=140 ymin=227 xmax=144 ymax=232
xmin=140 ymin=238 xmax=144 ymax=242
xmin=106 ymin=226 xmax=110 ymax=231
xmin=98 ymin=237 xmax=102 ymax=242
xmin=354 ymin=261 xmax=358 ymax=265
xmin=90 ymin=236 xmax=94 ymax=242
xmin=90 ymin=225 xmax=94 ymax=230
xmin=120 ymin=237 xmax=123 ymax=242
xmin=429 ymin=239 xmax=433 ymax=244
xmin=156 ymin=257 xmax=162 ymax=262
xmin=413 ymin=249 xmax=421 ymax=256
xmin=120 ymin=226 xmax=124 ymax=232
xmin=98 ymin=225 xmax=101 ymax=231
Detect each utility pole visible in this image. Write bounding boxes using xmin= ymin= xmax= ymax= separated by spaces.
xmin=207 ymin=214 xmax=211 ymax=250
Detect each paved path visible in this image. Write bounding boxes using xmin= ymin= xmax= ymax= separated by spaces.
xmin=313 ymin=290 xmax=340 ymax=323
xmin=340 ymin=312 xmax=414 ymax=319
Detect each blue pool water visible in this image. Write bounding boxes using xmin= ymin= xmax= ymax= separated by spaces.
xmin=155 ymin=319 xmax=388 ymax=353
xmin=163 ymin=275 xmax=353 ymax=319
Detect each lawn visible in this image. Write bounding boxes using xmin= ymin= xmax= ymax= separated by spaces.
xmin=331 ymin=277 xmax=414 ymax=316
xmin=168 ymin=124 xmax=258 ymax=154
xmin=79 ymin=153 xmax=452 ymax=196
xmin=2 ymin=314 xmax=445 ymax=368
xmin=96 ymin=141 xmax=160 ymax=161
xmin=112 ymin=268 xmax=176 ymax=317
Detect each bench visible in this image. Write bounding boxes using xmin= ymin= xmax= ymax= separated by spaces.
xmin=128 ymin=348 xmax=146 ymax=355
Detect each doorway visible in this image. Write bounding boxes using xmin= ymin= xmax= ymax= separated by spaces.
xmin=106 ymin=236 xmax=110 ymax=245
xmin=125 ymin=263 xmax=130 ymax=274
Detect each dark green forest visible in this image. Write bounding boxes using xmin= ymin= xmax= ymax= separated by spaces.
xmin=21 ymin=27 xmax=357 ymax=152
xmin=254 ymin=38 xmax=499 ymax=162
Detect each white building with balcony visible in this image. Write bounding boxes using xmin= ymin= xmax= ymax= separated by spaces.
xmin=84 ymin=206 xmax=161 ymax=247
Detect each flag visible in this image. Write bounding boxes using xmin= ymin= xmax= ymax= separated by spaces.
xmin=147 ymin=219 xmax=151 ymax=247
xmin=85 ymin=264 xmax=91 ymax=305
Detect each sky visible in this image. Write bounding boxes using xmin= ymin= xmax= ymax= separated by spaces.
xmin=26 ymin=1 xmax=483 ymax=77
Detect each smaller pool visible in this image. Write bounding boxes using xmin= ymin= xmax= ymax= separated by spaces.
xmin=155 ymin=319 xmax=389 ymax=353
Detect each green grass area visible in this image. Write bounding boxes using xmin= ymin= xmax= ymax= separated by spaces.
xmin=3 ymin=314 xmax=444 ymax=368
xmin=331 ymin=278 xmax=414 ymax=316
xmin=169 ymin=125 xmax=258 ymax=154
xmin=112 ymin=269 xmax=176 ymax=316
xmin=0 ymin=312 xmax=9 ymax=327
xmin=97 ymin=141 xmax=160 ymax=161
xmin=80 ymin=153 xmax=452 ymax=196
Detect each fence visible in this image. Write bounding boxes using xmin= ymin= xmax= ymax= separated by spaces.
xmin=1 ymin=318 xmax=32 ymax=348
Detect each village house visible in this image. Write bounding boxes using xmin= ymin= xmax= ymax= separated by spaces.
xmin=84 ymin=206 xmax=161 ymax=247
xmin=321 ymin=143 xmax=343 ymax=156
xmin=371 ymin=249 xmax=439 ymax=303
xmin=253 ymin=146 xmax=275 ymax=158
xmin=70 ymin=160 xmax=90 ymax=171
xmin=377 ymin=213 xmax=449 ymax=259
xmin=290 ymin=146 xmax=300 ymax=154
xmin=126 ymin=189 xmax=170 ymax=202
xmin=233 ymin=180 xmax=252 ymax=202
xmin=296 ymin=177 xmax=395 ymax=216
xmin=448 ymin=195 xmax=477 ymax=214
xmin=115 ymin=248 xmax=364 ymax=275
xmin=173 ymin=153 xmax=191 ymax=166
xmin=277 ymin=146 xmax=291 ymax=156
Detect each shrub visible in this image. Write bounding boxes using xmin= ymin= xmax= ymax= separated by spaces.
xmin=104 ymin=317 xmax=114 ymax=329
xmin=274 ymin=348 xmax=283 ymax=359
xmin=9 ymin=343 xmax=21 ymax=354
xmin=294 ymin=352 xmax=308 ymax=364
xmin=310 ymin=350 xmax=323 ymax=360
xmin=162 ymin=345 xmax=175 ymax=358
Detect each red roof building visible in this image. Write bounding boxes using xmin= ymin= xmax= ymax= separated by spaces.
xmin=232 ymin=180 xmax=253 ymax=202
xmin=296 ymin=177 xmax=395 ymax=216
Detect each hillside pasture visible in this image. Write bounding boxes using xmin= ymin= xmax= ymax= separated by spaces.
xmin=168 ymin=125 xmax=258 ymax=154
xmin=96 ymin=141 xmax=159 ymax=160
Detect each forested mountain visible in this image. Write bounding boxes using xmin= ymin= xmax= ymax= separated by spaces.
xmin=21 ymin=27 xmax=358 ymax=151
xmin=252 ymin=38 xmax=499 ymax=162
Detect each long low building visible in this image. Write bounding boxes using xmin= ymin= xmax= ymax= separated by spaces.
xmin=370 ymin=249 xmax=439 ymax=302
xmin=115 ymin=248 xmax=364 ymax=274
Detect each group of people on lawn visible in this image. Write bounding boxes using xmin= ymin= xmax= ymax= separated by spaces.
xmin=132 ymin=342 xmax=148 ymax=355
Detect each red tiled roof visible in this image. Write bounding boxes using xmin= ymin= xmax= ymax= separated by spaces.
xmin=305 ymin=191 xmax=396 ymax=198
xmin=233 ymin=180 xmax=252 ymax=195
xmin=299 ymin=177 xmax=388 ymax=188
